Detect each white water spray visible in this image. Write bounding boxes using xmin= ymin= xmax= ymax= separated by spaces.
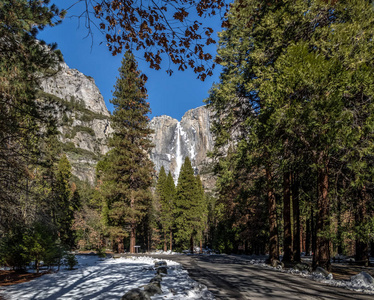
xmin=174 ymin=122 xmax=183 ymax=185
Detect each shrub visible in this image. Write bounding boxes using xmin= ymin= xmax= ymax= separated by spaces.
xmin=63 ymin=253 xmax=78 ymax=270
xmin=96 ymin=248 xmax=106 ymax=258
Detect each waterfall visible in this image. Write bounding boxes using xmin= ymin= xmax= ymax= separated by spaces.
xmin=174 ymin=122 xmax=183 ymax=185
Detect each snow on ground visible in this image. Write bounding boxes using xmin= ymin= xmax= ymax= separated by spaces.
xmin=234 ymin=255 xmax=374 ymax=295
xmin=0 ymin=255 xmax=214 ymax=300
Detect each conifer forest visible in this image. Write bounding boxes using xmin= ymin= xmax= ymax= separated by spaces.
xmin=1 ymin=0 xmax=374 ymax=281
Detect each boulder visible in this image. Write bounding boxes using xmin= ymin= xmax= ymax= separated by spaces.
xmin=270 ymin=259 xmax=284 ymax=269
xmin=157 ymin=266 xmax=168 ymax=275
xmin=294 ymin=263 xmax=311 ymax=272
xmin=144 ymin=282 xmax=162 ymax=296
xmin=121 ymin=288 xmax=150 ymax=300
xmin=313 ymin=267 xmax=333 ymax=280
xmin=150 ymin=274 xmax=162 ymax=284
xmin=154 ymin=261 xmax=167 ymax=268
xmin=351 ymin=271 xmax=374 ymax=285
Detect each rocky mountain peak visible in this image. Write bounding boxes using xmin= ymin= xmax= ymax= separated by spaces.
xmin=40 ymin=62 xmax=110 ymax=116
xmin=39 ymin=62 xmax=112 ymax=185
xmin=150 ymin=105 xmax=215 ymax=191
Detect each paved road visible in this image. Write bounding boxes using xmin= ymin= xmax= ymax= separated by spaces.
xmin=132 ymin=254 xmax=373 ymax=300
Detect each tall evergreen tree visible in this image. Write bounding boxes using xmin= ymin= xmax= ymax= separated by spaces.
xmin=100 ymin=51 xmax=154 ymax=253
xmin=207 ymin=0 xmax=374 ymax=269
xmin=54 ymin=155 xmax=80 ymax=248
xmin=0 ymin=0 xmax=65 ymax=232
xmin=175 ymin=157 xmax=206 ymax=252
xmin=165 ymin=171 xmax=176 ymax=251
xmin=156 ymin=166 xmax=168 ymax=251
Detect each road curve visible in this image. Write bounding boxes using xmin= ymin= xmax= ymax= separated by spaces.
xmin=132 ymin=254 xmax=373 ymax=300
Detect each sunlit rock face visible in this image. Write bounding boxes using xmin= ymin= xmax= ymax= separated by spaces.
xmin=149 ymin=106 xmax=215 ymax=191
xmin=40 ymin=63 xmax=109 ymax=116
xmin=39 ymin=63 xmax=112 ymax=185
xmin=39 ymin=62 xmax=215 ymax=190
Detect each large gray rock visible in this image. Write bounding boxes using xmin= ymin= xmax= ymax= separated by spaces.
xmin=149 ymin=106 xmax=215 ymax=191
xmin=40 ymin=63 xmax=109 ymax=116
xmin=38 ymin=63 xmax=112 ymax=185
xmin=351 ymin=271 xmax=374 ymax=285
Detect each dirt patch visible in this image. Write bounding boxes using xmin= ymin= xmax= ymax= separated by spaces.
xmin=0 ymin=270 xmax=50 ymax=286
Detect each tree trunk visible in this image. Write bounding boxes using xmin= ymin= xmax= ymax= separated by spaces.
xmin=283 ymin=171 xmax=293 ymax=262
xmin=311 ymin=207 xmax=316 ymax=256
xmin=169 ymin=230 xmax=173 ymax=251
xmin=164 ymin=231 xmax=167 ymax=252
xmin=266 ymin=167 xmax=279 ymax=263
xmin=200 ymin=239 xmax=203 ymax=254
xmin=313 ymin=165 xmax=331 ymax=271
xmin=292 ymin=173 xmax=301 ymax=262
xmin=337 ymin=198 xmax=343 ymax=255
xmin=190 ymin=234 xmax=194 ymax=253
xmin=130 ymin=225 xmax=136 ymax=254
xmin=305 ymin=215 xmax=311 ymax=256
xmin=355 ymin=187 xmax=369 ymax=266
xmin=35 ymin=259 xmax=39 ymax=274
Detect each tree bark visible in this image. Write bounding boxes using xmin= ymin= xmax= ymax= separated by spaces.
xmin=313 ymin=164 xmax=331 ymax=271
xmin=169 ymin=230 xmax=173 ymax=251
xmin=311 ymin=207 xmax=316 ymax=256
xmin=305 ymin=215 xmax=311 ymax=256
xmin=266 ymin=167 xmax=279 ymax=263
xmin=164 ymin=231 xmax=167 ymax=252
xmin=292 ymin=172 xmax=301 ymax=262
xmin=355 ymin=187 xmax=369 ymax=266
xmin=190 ymin=234 xmax=194 ymax=253
xmin=282 ymin=171 xmax=293 ymax=262
xmin=130 ymin=225 xmax=136 ymax=253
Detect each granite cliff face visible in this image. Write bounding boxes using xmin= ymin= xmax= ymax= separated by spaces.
xmin=39 ymin=63 xmax=214 ymax=190
xmin=39 ymin=63 xmax=112 ymax=184
xmin=150 ymin=106 xmax=215 ymax=191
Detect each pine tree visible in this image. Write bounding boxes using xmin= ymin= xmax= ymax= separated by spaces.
xmin=195 ymin=175 xmax=207 ymax=253
xmin=207 ymin=0 xmax=374 ymax=269
xmin=156 ymin=166 xmax=168 ymax=251
xmin=165 ymin=172 xmax=176 ymax=251
xmin=54 ymin=155 xmax=79 ymax=248
xmin=0 ymin=0 xmax=65 ymax=232
xmin=175 ymin=157 xmax=205 ymax=252
xmin=100 ymin=51 xmax=154 ymax=254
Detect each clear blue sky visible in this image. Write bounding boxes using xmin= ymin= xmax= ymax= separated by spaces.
xmin=37 ymin=1 xmax=224 ymax=121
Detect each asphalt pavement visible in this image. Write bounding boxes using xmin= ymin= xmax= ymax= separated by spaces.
xmin=128 ymin=254 xmax=374 ymax=300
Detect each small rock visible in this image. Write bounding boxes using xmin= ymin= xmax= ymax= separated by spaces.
xmin=150 ymin=274 xmax=162 ymax=284
xmin=313 ymin=267 xmax=333 ymax=279
xmin=294 ymin=263 xmax=311 ymax=272
xmin=144 ymin=282 xmax=162 ymax=296
xmin=157 ymin=266 xmax=168 ymax=275
xmin=344 ymin=257 xmax=355 ymax=263
xmin=121 ymin=288 xmax=150 ymax=300
xmin=351 ymin=271 xmax=374 ymax=285
xmin=155 ymin=261 xmax=167 ymax=268
xmin=270 ymin=259 xmax=284 ymax=269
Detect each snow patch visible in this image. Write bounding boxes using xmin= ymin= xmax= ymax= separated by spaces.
xmin=0 ymin=255 xmax=215 ymax=300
